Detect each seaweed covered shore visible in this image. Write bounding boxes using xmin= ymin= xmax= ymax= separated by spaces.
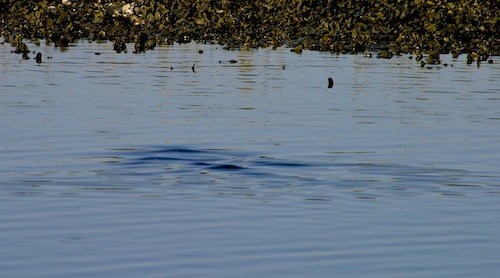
xmin=1 ymin=0 xmax=498 ymax=57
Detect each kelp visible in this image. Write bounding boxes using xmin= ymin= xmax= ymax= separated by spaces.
xmin=1 ymin=0 xmax=498 ymax=55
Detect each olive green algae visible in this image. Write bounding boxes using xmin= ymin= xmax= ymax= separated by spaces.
xmin=1 ymin=0 xmax=498 ymax=57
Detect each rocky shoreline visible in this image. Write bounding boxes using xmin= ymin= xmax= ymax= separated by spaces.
xmin=2 ymin=1 xmax=498 ymax=60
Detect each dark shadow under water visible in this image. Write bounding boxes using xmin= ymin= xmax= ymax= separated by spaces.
xmin=96 ymin=145 xmax=498 ymax=199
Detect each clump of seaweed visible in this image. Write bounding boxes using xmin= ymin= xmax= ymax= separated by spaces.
xmin=1 ymin=0 xmax=498 ymax=57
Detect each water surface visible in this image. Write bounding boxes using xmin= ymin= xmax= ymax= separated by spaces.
xmin=1 ymin=41 xmax=499 ymax=277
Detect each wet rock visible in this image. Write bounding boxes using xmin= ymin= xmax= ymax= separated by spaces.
xmin=133 ymin=32 xmax=149 ymax=53
xmin=292 ymin=45 xmax=303 ymax=54
xmin=113 ymin=37 xmax=127 ymax=54
xmin=466 ymin=53 xmax=474 ymax=65
xmin=53 ymin=34 xmax=69 ymax=48
xmin=1 ymin=1 xmax=498 ymax=57
xmin=415 ymin=53 xmax=423 ymax=62
xmin=376 ymin=50 xmax=393 ymax=59
xmin=328 ymin=77 xmax=334 ymax=88
xmin=426 ymin=50 xmax=440 ymax=65
xmin=35 ymin=52 xmax=42 ymax=63
xmin=14 ymin=42 xmax=29 ymax=55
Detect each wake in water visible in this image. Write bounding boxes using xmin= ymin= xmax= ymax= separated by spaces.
xmin=98 ymin=145 xmax=492 ymax=199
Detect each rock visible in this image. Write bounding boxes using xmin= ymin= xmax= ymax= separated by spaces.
xmin=113 ymin=37 xmax=127 ymax=53
xmin=376 ymin=50 xmax=393 ymax=59
xmin=466 ymin=54 xmax=474 ymax=65
xmin=426 ymin=50 xmax=440 ymax=65
xmin=328 ymin=78 xmax=334 ymax=88
xmin=292 ymin=45 xmax=303 ymax=54
xmin=1 ymin=1 xmax=498 ymax=57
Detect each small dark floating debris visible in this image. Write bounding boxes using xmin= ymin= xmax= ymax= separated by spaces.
xmin=191 ymin=63 xmax=196 ymax=73
xmin=218 ymin=60 xmax=238 ymax=64
xmin=282 ymin=64 xmax=285 ymax=70
xmin=94 ymin=52 xmax=101 ymax=55
xmin=488 ymin=59 xmax=494 ymax=64
xmin=328 ymin=77 xmax=334 ymax=88
xmin=198 ymin=49 xmax=203 ymax=54
xmin=35 ymin=52 xmax=42 ymax=63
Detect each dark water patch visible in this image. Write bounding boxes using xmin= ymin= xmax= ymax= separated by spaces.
xmin=304 ymin=198 xmax=332 ymax=202
xmin=441 ymin=193 xmax=466 ymax=197
xmin=325 ymin=151 xmax=376 ymax=154
xmin=354 ymin=196 xmax=378 ymax=200
xmin=139 ymin=194 xmax=165 ymax=198
xmin=207 ymin=164 xmax=244 ymax=170
xmin=9 ymin=191 xmax=44 ymax=195
xmin=77 ymin=187 xmax=133 ymax=191
xmin=192 ymin=162 xmax=212 ymax=166
xmin=252 ymin=160 xmax=310 ymax=167
xmin=17 ymin=180 xmax=55 ymax=184
xmin=100 ymin=144 xmax=497 ymax=200
xmin=445 ymin=183 xmax=483 ymax=188
xmin=108 ymin=145 xmax=320 ymax=183
xmin=133 ymin=156 xmax=187 ymax=162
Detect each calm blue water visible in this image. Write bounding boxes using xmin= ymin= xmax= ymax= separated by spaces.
xmin=1 ymin=41 xmax=499 ymax=277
